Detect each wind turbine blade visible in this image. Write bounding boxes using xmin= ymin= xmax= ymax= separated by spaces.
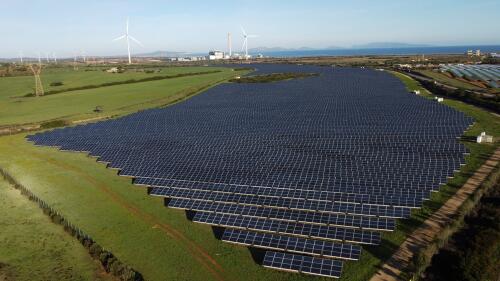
xmin=113 ymin=35 xmax=126 ymax=41
xmin=240 ymin=26 xmax=247 ymax=36
xmin=129 ymin=36 xmax=143 ymax=47
xmin=126 ymin=18 xmax=129 ymax=34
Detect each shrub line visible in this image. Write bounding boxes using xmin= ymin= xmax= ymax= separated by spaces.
xmin=0 ymin=166 xmax=144 ymax=281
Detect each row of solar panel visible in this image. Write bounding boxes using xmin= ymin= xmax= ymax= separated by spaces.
xmin=146 ymin=181 xmax=432 ymax=203
xmin=222 ymin=228 xmax=361 ymax=260
xmin=151 ymin=187 xmax=411 ymax=218
xmin=167 ymin=198 xmax=395 ymax=231
xmin=139 ymin=175 xmax=445 ymax=195
xmin=134 ymin=177 xmax=426 ymax=207
xmin=192 ymin=211 xmax=381 ymax=245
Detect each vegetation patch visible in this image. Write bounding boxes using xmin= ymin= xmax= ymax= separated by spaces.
xmin=418 ymin=79 xmax=499 ymax=113
xmin=421 ymin=166 xmax=500 ymax=281
xmin=229 ymin=72 xmax=319 ymax=83
xmin=49 ymin=81 xmax=64 ymax=87
xmin=40 ymin=119 xmax=68 ymax=129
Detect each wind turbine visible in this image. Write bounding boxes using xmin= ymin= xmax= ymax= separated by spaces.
xmin=19 ymin=51 xmax=23 ymax=64
xmin=240 ymin=26 xmax=257 ymax=59
xmin=227 ymin=32 xmax=232 ymax=58
xmin=113 ymin=18 xmax=143 ymax=64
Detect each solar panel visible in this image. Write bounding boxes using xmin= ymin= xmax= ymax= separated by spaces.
xmin=27 ymin=63 xmax=474 ymax=278
xmin=222 ymin=228 xmax=361 ymax=260
xmin=262 ymin=251 xmax=343 ymax=278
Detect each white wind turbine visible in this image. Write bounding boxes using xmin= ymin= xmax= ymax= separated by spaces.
xmin=113 ymin=18 xmax=143 ymax=64
xmin=240 ymin=26 xmax=257 ymax=59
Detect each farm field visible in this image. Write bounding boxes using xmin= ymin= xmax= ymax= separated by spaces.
xmin=0 ymin=179 xmax=112 ymax=281
xmin=0 ymin=66 xmax=238 ymax=126
xmin=0 ymin=66 xmax=220 ymax=98
xmin=0 ymin=65 xmax=498 ymax=281
xmin=416 ymin=70 xmax=485 ymax=91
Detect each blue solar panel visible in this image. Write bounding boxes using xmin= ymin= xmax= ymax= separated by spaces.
xmin=222 ymin=228 xmax=361 ymax=260
xmin=262 ymin=251 xmax=343 ymax=278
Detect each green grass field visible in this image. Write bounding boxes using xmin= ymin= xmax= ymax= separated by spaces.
xmin=0 ymin=66 xmax=236 ymax=126
xmin=0 ymin=67 xmax=498 ymax=281
xmin=0 ymin=66 xmax=218 ymax=98
xmin=0 ymin=179 xmax=112 ymax=281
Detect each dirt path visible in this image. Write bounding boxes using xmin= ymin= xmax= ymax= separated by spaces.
xmin=27 ymin=150 xmax=227 ymax=281
xmin=370 ymin=148 xmax=500 ymax=281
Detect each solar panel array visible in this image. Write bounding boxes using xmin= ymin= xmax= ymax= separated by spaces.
xmin=441 ymin=64 xmax=500 ymax=88
xmin=27 ymin=64 xmax=473 ymax=278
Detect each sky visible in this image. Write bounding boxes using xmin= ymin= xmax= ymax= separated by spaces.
xmin=1 ymin=0 xmax=500 ymax=58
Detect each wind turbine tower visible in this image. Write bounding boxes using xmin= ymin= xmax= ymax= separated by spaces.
xmin=113 ymin=18 xmax=143 ymax=64
xmin=240 ymin=26 xmax=257 ymax=59
xmin=227 ymin=32 xmax=232 ymax=58
xmin=19 ymin=51 xmax=23 ymax=64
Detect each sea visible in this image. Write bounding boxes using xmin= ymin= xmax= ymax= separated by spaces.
xmin=253 ymin=45 xmax=500 ymax=58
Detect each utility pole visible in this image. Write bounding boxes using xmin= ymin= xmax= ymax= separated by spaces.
xmin=29 ymin=63 xmax=44 ymax=97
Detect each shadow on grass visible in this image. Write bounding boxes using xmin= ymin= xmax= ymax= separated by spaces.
xmin=248 ymin=247 xmax=267 ymax=265
xmin=363 ymin=238 xmax=402 ymax=279
xmin=185 ymin=210 xmax=196 ymax=221
xmin=211 ymin=226 xmax=226 ymax=240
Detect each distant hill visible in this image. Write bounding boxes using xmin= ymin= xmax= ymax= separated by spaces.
xmin=135 ymin=50 xmax=191 ymax=58
xmin=351 ymin=42 xmax=433 ymax=49
xmin=249 ymin=46 xmax=319 ymax=53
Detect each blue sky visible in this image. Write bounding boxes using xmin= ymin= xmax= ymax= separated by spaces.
xmin=1 ymin=0 xmax=500 ymax=57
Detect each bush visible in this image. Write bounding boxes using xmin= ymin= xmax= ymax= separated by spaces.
xmin=230 ymin=72 xmax=319 ymax=83
xmin=110 ymin=260 xmax=125 ymax=276
xmin=49 ymin=81 xmax=64 ymax=86
xmin=99 ymin=251 xmax=114 ymax=268
xmin=89 ymin=244 xmax=103 ymax=259
xmin=40 ymin=120 xmax=68 ymax=129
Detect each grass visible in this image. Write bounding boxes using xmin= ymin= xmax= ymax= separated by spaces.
xmin=0 ymin=178 xmax=111 ymax=281
xmin=0 ymin=66 xmax=219 ymax=99
xmin=0 ymin=66 xmax=237 ymax=126
xmin=0 ymin=67 xmax=498 ymax=281
xmin=22 ymin=70 xmax=222 ymax=97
